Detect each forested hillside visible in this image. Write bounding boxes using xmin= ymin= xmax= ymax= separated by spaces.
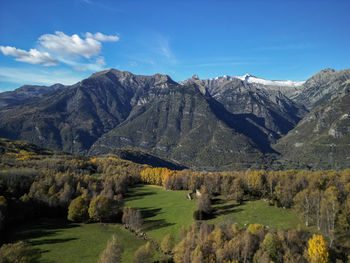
xmin=0 ymin=139 xmax=349 ymax=262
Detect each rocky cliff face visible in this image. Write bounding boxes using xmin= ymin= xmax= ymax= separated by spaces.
xmin=89 ymin=82 xmax=273 ymax=170
xmin=0 ymin=83 xmax=64 ymax=109
xmin=0 ymin=69 xmax=177 ymax=154
xmin=0 ymin=69 xmax=274 ymax=169
xmin=1 ymin=68 xmax=350 ymax=170
xmin=184 ymin=75 xmax=308 ymax=141
xmin=274 ymin=80 xmax=350 ymax=169
xmin=292 ymin=68 xmax=350 ymax=110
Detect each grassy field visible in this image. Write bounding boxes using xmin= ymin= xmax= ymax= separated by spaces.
xmin=9 ymin=187 xmax=303 ymax=263
xmin=124 ymin=185 xmax=196 ymax=242
xmin=208 ymin=196 xmax=303 ymax=230
xmin=125 ymin=185 xmax=302 ymax=243
xmin=10 ymin=218 xmax=155 ymax=263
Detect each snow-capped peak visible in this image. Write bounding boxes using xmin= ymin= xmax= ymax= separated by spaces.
xmin=234 ymin=74 xmax=304 ymax=87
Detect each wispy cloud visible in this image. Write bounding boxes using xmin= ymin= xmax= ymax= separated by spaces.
xmin=0 ymin=66 xmax=86 ymax=86
xmin=0 ymin=46 xmax=58 ymax=66
xmin=86 ymin=32 xmax=119 ymax=42
xmin=57 ymin=56 xmax=105 ymax=72
xmin=151 ymin=35 xmax=177 ymax=64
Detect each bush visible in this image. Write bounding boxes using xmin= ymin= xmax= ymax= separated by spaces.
xmin=88 ymin=195 xmax=119 ymax=222
xmin=0 ymin=241 xmax=40 ymax=263
xmin=134 ymin=242 xmax=153 ymax=263
xmin=67 ymin=195 xmax=89 ymax=222
xmin=161 ymin=234 xmax=175 ymax=254
xmin=98 ymin=234 xmax=123 ymax=263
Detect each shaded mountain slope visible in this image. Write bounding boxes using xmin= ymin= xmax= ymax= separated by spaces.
xmin=0 ymin=84 xmax=64 ymax=109
xmin=90 ymin=83 xmax=273 ymax=170
xmin=111 ymin=148 xmax=187 ymax=170
xmin=0 ymin=69 xmax=176 ymax=154
xmin=292 ymin=68 xmax=350 ymax=110
xmin=185 ymin=75 xmax=308 ymax=141
xmin=274 ymin=82 xmax=350 ymax=169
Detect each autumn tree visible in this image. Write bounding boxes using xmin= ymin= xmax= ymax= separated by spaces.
xmin=261 ymin=233 xmax=280 ymax=261
xmin=197 ymin=186 xmax=212 ymax=215
xmin=0 ymin=241 xmax=40 ymax=263
xmin=246 ymin=169 xmax=266 ymax=197
xmin=88 ymin=195 xmax=118 ymax=222
xmin=67 ymin=195 xmax=89 ymax=222
xmin=320 ymin=186 xmax=339 ymax=246
xmin=294 ymin=189 xmax=311 ymax=226
xmin=98 ymin=235 xmax=123 ymax=263
xmin=161 ymin=234 xmax=175 ymax=254
xmin=191 ymin=245 xmax=204 ymax=263
xmin=230 ymin=177 xmax=244 ymax=204
xmin=122 ymin=207 xmax=143 ymax=230
xmin=133 ymin=242 xmax=153 ymax=263
xmin=307 ymin=234 xmax=328 ymax=263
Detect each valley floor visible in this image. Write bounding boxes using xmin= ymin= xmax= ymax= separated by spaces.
xmin=9 ymin=185 xmax=306 ymax=263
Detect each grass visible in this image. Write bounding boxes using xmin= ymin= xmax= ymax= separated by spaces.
xmin=9 ymin=218 xmax=154 ymax=263
xmin=9 ymin=188 xmax=303 ymax=262
xmin=208 ymin=196 xmax=303 ymax=230
xmin=124 ymin=185 xmax=197 ymax=242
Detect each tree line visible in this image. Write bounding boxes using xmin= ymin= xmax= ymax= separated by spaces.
xmin=1 ymin=148 xmax=350 ymax=262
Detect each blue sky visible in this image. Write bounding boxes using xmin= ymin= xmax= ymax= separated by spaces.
xmin=0 ymin=0 xmax=349 ymax=91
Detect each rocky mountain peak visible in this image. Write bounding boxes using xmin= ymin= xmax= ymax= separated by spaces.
xmin=320 ymin=68 xmax=336 ymax=73
xmin=192 ymin=74 xmax=199 ymax=80
xmin=152 ymin=73 xmax=176 ymax=85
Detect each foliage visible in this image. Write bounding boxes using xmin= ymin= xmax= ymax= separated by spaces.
xmin=262 ymin=233 xmax=279 ymax=260
xmin=67 ymin=195 xmax=89 ymax=222
xmin=98 ymin=234 xmax=123 ymax=263
xmin=247 ymin=223 xmax=266 ymax=236
xmin=122 ymin=207 xmax=143 ymax=231
xmin=161 ymin=234 xmax=175 ymax=254
xmin=133 ymin=242 xmax=153 ymax=263
xmin=140 ymin=167 xmax=175 ymax=186
xmin=9 ymin=218 xmax=152 ymax=263
xmin=173 ymin=221 xmax=311 ymax=263
xmin=88 ymin=195 xmax=119 ymax=222
xmin=197 ymin=186 xmax=212 ymax=214
xmin=0 ymin=241 xmax=40 ymax=263
xmin=307 ymin=234 xmax=329 ymax=263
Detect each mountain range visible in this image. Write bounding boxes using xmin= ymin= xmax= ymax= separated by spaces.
xmin=0 ymin=68 xmax=349 ymax=170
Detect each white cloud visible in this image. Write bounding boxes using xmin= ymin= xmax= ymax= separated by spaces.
xmin=39 ymin=31 xmax=102 ymax=59
xmin=0 ymin=66 xmax=85 ymax=86
xmin=0 ymin=31 xmax=119 ymax=73
xmin=95 ymin=56 xmax=106 ymax=66
xmin=86 ymin=32 xmax=119 ymax=42
xmin=0 ymin=46 xmax=58 ymax=66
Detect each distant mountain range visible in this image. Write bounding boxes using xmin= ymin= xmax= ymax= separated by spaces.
xmin=0 ymin=68 xmax=349 ymax=170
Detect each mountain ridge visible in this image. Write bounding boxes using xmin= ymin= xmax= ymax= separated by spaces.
xmin=0 ymin=67 xmax=349 ymax=170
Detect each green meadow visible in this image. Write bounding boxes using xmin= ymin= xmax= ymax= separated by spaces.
xmin=9 ymin=185 xmax=303 ymax=263
xmin=124 ymin=185 xmax=197 ymax=242
xmin=208 ymin=196 xmax=303 ymax=230
xmin=10 ymin=219 xmax=152 ymax=263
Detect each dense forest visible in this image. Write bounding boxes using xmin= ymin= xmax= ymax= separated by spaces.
xmin=0 ymin=138 xmax=349 ymax=262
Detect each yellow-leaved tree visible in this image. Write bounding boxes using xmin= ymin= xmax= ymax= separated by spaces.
xmin=307 ymin=234 xmax=328 ymax=263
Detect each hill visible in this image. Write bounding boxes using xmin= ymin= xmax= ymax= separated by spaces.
xmin=0 ymin=68 xmax=350 ymax=170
